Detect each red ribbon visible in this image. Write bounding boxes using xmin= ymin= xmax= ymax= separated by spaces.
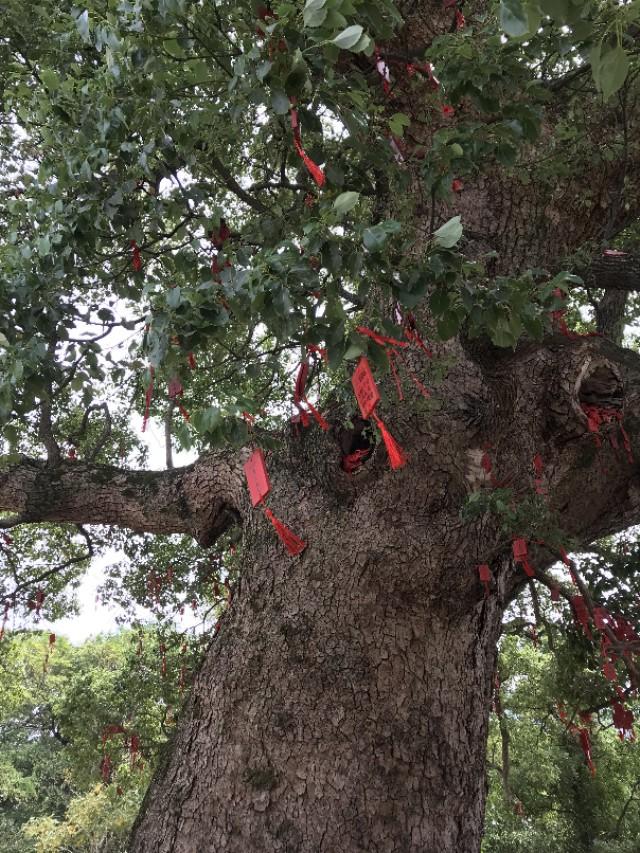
xmin=578 ymin=728 xmax=596 ymax=776
xmin=211 ymin=220 xmax=231 ymax=249
xmin=293 ymin=360 xmax=329 ymax=430
xmin=357 ymin=325 xmax=408 ymax=349
xmin=131 ymin=240 xmax=142 ymax=272
xmin=351 ymin=356 xmax=408 ymax=470
xmin=571 ymin=595 xmax=593 ymax=639
xmin=581 ymin=404 xmax=633 ymax=463
xmin=290 ymin=103 xmax=325 ymax=188
xmin=244 ymin=450 xmax=307 ymax=555
xmin=372 ymin=410 xmax=407 ymax=470
xmin=477 ymin=563 xmax=492 ymax=598
xmin=342 ymin=448 xmax=370 ymax=474
xmin=512 ymin=538 xmax=535 ymax=577
xmin=262 ymin=507 xmax=307 ymax=556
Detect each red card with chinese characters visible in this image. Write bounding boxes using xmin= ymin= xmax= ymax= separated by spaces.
xmin=352 ymin=357 xmax=381 ymax=419
xmin=244 ymin=449 xmax=271 ymax=507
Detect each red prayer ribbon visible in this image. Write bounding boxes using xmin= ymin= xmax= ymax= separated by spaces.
xmin=477 ymin=563 xmax=492 ymax=598
xmin=131 ymin=240 xmax=142 ymax=272
xmin=244 ymin=449 xmax=307 ymax=556
xmin=290 ymin=102 xmax=325 ymax=188
xmin=571 ymin=595 xmax=593 ymax=639
xmin=351 ymin=357 xmax=407 ymax=470
xmin=512 ymin=538 xmax=535 ymax=577
xmin=293 ymin=359 xmax=329 ymax=430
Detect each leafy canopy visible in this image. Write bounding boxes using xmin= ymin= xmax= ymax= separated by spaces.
xmin=1 ymin=0 xmax=637 ymax=453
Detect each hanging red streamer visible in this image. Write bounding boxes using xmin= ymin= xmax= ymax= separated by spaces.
xmin=581 ymin=404 xmax=633 ymax=463
xmin=372 ymin=410 xmax=407 ymax=470
xmin=244 ymin=449 xmax=306 ymax=556
xmin=341 ymin=448 xmax=370 ymax=474
xmin=168 ymin=377 xmax=190 ymax=422
xmin=262 ymin=507 xmax=307 ymax=556
xmin=290 ymin=103 xmax=325 ymax=188
xmin=131 ymin=240 xmax=142 ymax=272
xmin=477 ymin=563 xmax=492 ymax=598
xmin=571 ymin=595 xmax=593 ymax=639
xmin=292 ymin=359 xmax=329 ymax=430
xmin=403 ymin=314 xmax=433 ymax=358
xmin=211 ymin=220 xmax=231 ymax=249
xmin=512 ymin=538 xmax=535 ymax=577
xmin=578 ymin=728 xmax=596 ymax=776
xmin=612 ymin=701 xmax=635 ymax=741
xmin=356 ymin=325 xmax=408 ymax=349
xmin=351 ymin=357 xmax=407 ymax=470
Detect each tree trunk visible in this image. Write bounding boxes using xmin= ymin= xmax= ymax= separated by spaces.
xmin=131 ymin=528 xmax=503 ymax=853
xmin=127 ymin=330 xmax=640 ymax=853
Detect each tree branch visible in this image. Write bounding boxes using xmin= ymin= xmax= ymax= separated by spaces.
xmin=0 ymin=453 xmax=246 ymax=546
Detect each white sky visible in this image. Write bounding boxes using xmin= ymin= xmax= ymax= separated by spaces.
xmin=23 ymin=414 xmax=199 ymax=644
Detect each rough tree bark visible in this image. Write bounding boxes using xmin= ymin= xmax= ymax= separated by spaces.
xmin=4 ymin=3 xmax=640 ymax=852
xmin=4 ymin=337 xmax=640 ymax=851
xmin=126 ymin=335 xmax=640 ymax=853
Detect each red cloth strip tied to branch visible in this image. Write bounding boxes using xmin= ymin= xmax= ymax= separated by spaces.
xmin=612 ymin=701 xmax=635 ymax=741
xmin=403 ymin=313 xmax=433 ymax=358
xmin=512 ymin=538 xmax=535 ymax=577
xmin=131 ymin=240 xmax=142 ymax=272
xmin=352 ymin=357 xmax=407 ymax=470
xmin=168 ymin=377 xmax=190 ymax=422
xmin=477 ymin=564 xmax=492 ymax=598
xmin=358 ymin=324 xmax=431 ymax=403
xmin=578 ymin=728 xmax=596 ymax=776
xmin=571 ymin=595 xmax=593 ymax=639
xmin=532 ymin=453 xmax=546 ymax=496
xmin=293 ymin=359 xmax=329 ymax=430
xmin=244 ymin=449 xmax=306 ymax=556
xmin=289 ymin=101 xmax=325 ymax=188
xmin=581 ymin=404 xmax=633 ymax=463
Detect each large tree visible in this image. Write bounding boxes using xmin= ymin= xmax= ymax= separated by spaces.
xmin=1 ymin=0 xmax=640 ymax=849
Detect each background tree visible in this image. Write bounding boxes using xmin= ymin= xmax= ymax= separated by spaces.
xmin=2 ymin=0 xmax=640 ymax=849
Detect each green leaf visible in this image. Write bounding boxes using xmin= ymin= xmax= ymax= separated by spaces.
xmin=166 ymin=287 xmax=182 ymax=309
xmin=271 ymin=90 xmax=290 ymax=115
xmin=36 ymin=236 xmax=51 ymax=257
xmin=597 ymin=45 xmax=629 ymax=100
xmin=333 ymin=191 xmax=360 ymax=215
xmin=332 ymin=25 xmax=364 ymax=50
xmin=388 ymin=113 xmax=411 ymax=137
xmin=362 ymin=220 xmax=401 ymax=252
xmin=304 ymin=5 xmax=328 ymax=27
xmin=500 ymin=0 xmax=529 ymax=37
xmin=39 ymin=68 xmax=60 ymax=91
xmin=433 ymin=216 xmax=463 ymax=249
xmin=437 ymin=311 xmax=461 ymax=339
xmin=430 ymin=288 xmax=451 ymax=316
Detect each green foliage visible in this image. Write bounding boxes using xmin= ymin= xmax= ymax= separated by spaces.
xmin=484 ymin=632 xmax=640 ymax=853
xmin=1 ymin=0 xmax=640 ymax=845
xmin=0 ymin=630 xmax=199 ymax=852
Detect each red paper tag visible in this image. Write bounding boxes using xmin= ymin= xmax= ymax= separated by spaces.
xmin=512 ymin=538 xmax=528 ymax=561
xmin=478 ymin=564 xmax=491 ymax=582
xmin=244 ymin=449 xmax=271 ymax=507
xmin=352 ymin=357 xmax=381 ymax=419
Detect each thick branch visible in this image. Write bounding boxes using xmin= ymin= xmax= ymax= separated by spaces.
xmin=0 ymin=453 xmax=245 ymax=546
xmin=587 ymin=252 xmax=640 ymax=292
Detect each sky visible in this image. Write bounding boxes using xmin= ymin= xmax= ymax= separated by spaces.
xmin=28 ymin=415 xmax=199 ymax=645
